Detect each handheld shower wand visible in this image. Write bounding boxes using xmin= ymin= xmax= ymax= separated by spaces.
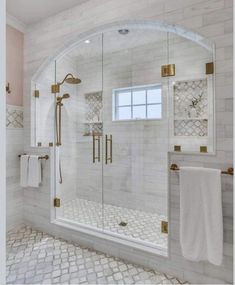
xmin=56 ymin=93 xmax=70 ymax=146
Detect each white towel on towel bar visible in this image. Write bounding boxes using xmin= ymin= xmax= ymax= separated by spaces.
xmin=20 ymin=155 xmax=29 ymax=187
xmin=28 ymin=155 xmax=42 ymax=188
xmin=179 ymin=166 xmax=223 ymax=266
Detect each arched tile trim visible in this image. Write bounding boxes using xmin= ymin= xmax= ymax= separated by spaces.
xmin=32 ymin=20 xmax=215 ymax=82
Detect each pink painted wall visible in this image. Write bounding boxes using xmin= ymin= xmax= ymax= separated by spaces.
xmin=6 ymin=25 xmax=24 ymax=106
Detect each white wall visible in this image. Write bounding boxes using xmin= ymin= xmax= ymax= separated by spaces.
xmin=23 ymin=0 xmax=233 ymax=284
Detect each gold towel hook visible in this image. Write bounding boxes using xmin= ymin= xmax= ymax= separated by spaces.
xmin=6 ymin=83 xmax=11 ymax=94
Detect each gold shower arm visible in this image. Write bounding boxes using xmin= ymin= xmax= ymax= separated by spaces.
xmin=59 ymin=73 xmax=74 ymax=85
xmin=51 ymin=74 xmax=71 ymax=94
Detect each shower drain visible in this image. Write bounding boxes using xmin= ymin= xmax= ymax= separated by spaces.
xmin=119 ymin=221 xmax=128 ymax=227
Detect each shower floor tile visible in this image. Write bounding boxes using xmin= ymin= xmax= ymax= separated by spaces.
xmin=6 ymin=226 xmax=188 ymax=284
xmin=61 ymin=198 xmax=168 ymax=249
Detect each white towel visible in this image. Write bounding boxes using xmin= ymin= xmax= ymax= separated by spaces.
xmin=180 ymin=166 xmax=223 ymax=266
xmin=20 ymin=155 xmax=29 ymax=187
xmin=28 ymin=155 xmax=42 ymax=188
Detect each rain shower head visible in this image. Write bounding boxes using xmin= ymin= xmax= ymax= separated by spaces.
xmin=51 ymin=73 xmax=81 ymax=93
xmin=62 ymin=73 xmax=81 ymax=85
xmin=65 ymin=76 xmax=81 ymax=84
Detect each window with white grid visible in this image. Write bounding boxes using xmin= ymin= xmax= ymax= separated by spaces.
xmin=113 ymin=84 xmax=162 ymax=121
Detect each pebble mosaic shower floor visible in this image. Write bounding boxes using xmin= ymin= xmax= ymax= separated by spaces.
xmin=6 ymin=226 xmax=188 ymax=284
xmin=61 ymin=198 xmax=168 ymax=248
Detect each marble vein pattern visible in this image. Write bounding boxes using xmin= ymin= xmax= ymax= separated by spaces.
xmin=6 ymin=226 xmax=188 ymax=284
xmin=61 ymin=198 xmax=168 ymax=248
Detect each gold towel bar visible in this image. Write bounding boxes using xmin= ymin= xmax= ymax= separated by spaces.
xmin=18 ymin=154 xmax=49 ymax=160
xmin=170 ymin=163 xmax=233 ymax=176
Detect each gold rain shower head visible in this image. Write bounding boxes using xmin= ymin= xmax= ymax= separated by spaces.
xmin=51 ymin=73 xmax=81 ymax=93
xmin=65 ymin=76 xmax=81 ymax=84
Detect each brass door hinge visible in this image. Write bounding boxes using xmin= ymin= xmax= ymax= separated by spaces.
xmin=161 ymin=64 xmax=175 ymax=77
xmin=205 ymin=62 xmax=214 ymax=75
xmin=54 ymin=198 xmax=61 ymax=207
xmin=174 ymin=145 xmax=181 ymax=152
xmin=34 ymin=90 xmax=40 ymax=98
xmin=161 ymin=221 xmax=168 ymax=234
xmin=200 ymin=146 xmax=208 ymax=153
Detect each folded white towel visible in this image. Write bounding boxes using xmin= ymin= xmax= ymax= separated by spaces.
xmin=180 ymin=166 xmax=223 ymax=266
xmin=28 ymin=155 xmax=42 ymax=188
xmin=20 ymin=155 xmax=29 ymax=187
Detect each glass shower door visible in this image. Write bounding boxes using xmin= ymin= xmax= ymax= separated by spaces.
xmin=53 ymin=27 xmax=169 ymax=252
xmin=54 ymin=34 xmax=104 ymax=230
xmin=102 ymin=29 xmax=169 ymax=250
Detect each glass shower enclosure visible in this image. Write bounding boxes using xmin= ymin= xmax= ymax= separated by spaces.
xmin=31 ymin=22 xmax=214 ymax=256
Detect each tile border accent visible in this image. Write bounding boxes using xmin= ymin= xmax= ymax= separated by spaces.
xmin=6 ymin=104 xmax=24 ymax=129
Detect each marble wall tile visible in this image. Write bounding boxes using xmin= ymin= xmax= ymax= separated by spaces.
xmin=6 ymin=105 xmax=24 ymax=231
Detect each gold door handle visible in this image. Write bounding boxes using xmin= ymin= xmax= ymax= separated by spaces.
xmin=110 ymin=134 xmax=112 ymax=163
xmin=93 ymin=134 xmax=101 ymax=163
xmin=105 ymin=134 xmax=112 ymax=164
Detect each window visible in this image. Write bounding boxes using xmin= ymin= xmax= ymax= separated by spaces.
xmin=113 ymin=84 xmax=162 ymax=121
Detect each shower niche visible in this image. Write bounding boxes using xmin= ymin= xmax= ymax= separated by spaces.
xmin=31 ymin=21 xmax=215 ymax=256
xmin=174 ymin=79 xmax=208 ymax=137
xmin=84 ymin=91 xmax=103 ymax=136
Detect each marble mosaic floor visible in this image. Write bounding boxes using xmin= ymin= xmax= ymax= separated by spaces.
xmin=6 ymin=226 xmax=188 ymax=284
xmin=61 ymin=198 xmax=168 ymax=249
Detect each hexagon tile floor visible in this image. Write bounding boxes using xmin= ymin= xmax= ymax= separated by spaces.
xmin=6 ymin=226 xmax=189 ymax=285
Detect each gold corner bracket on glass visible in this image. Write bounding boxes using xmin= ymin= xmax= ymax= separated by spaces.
xmin=105 ymin=134 xmax=112 ymax=164
xmin=93 ymin=134 xmax=101 ymax=163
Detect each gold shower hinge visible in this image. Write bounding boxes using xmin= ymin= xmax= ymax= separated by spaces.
xmin=200 ymin=146 xmax=208 ymax=153
xmin=161 ymin=64 xmax=175 ymax=77
xmin=34 ymin=90 xmax=40 ymax=98
xmin=54 ymin=198 xmax=61 ymax=208
xmin=161 ymin=221 xmax=168 ymax=234
xmin=174 ymin=145 xmax=181 ymax=152
xmin=205 ymin=62 xmax=214 ymax=74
